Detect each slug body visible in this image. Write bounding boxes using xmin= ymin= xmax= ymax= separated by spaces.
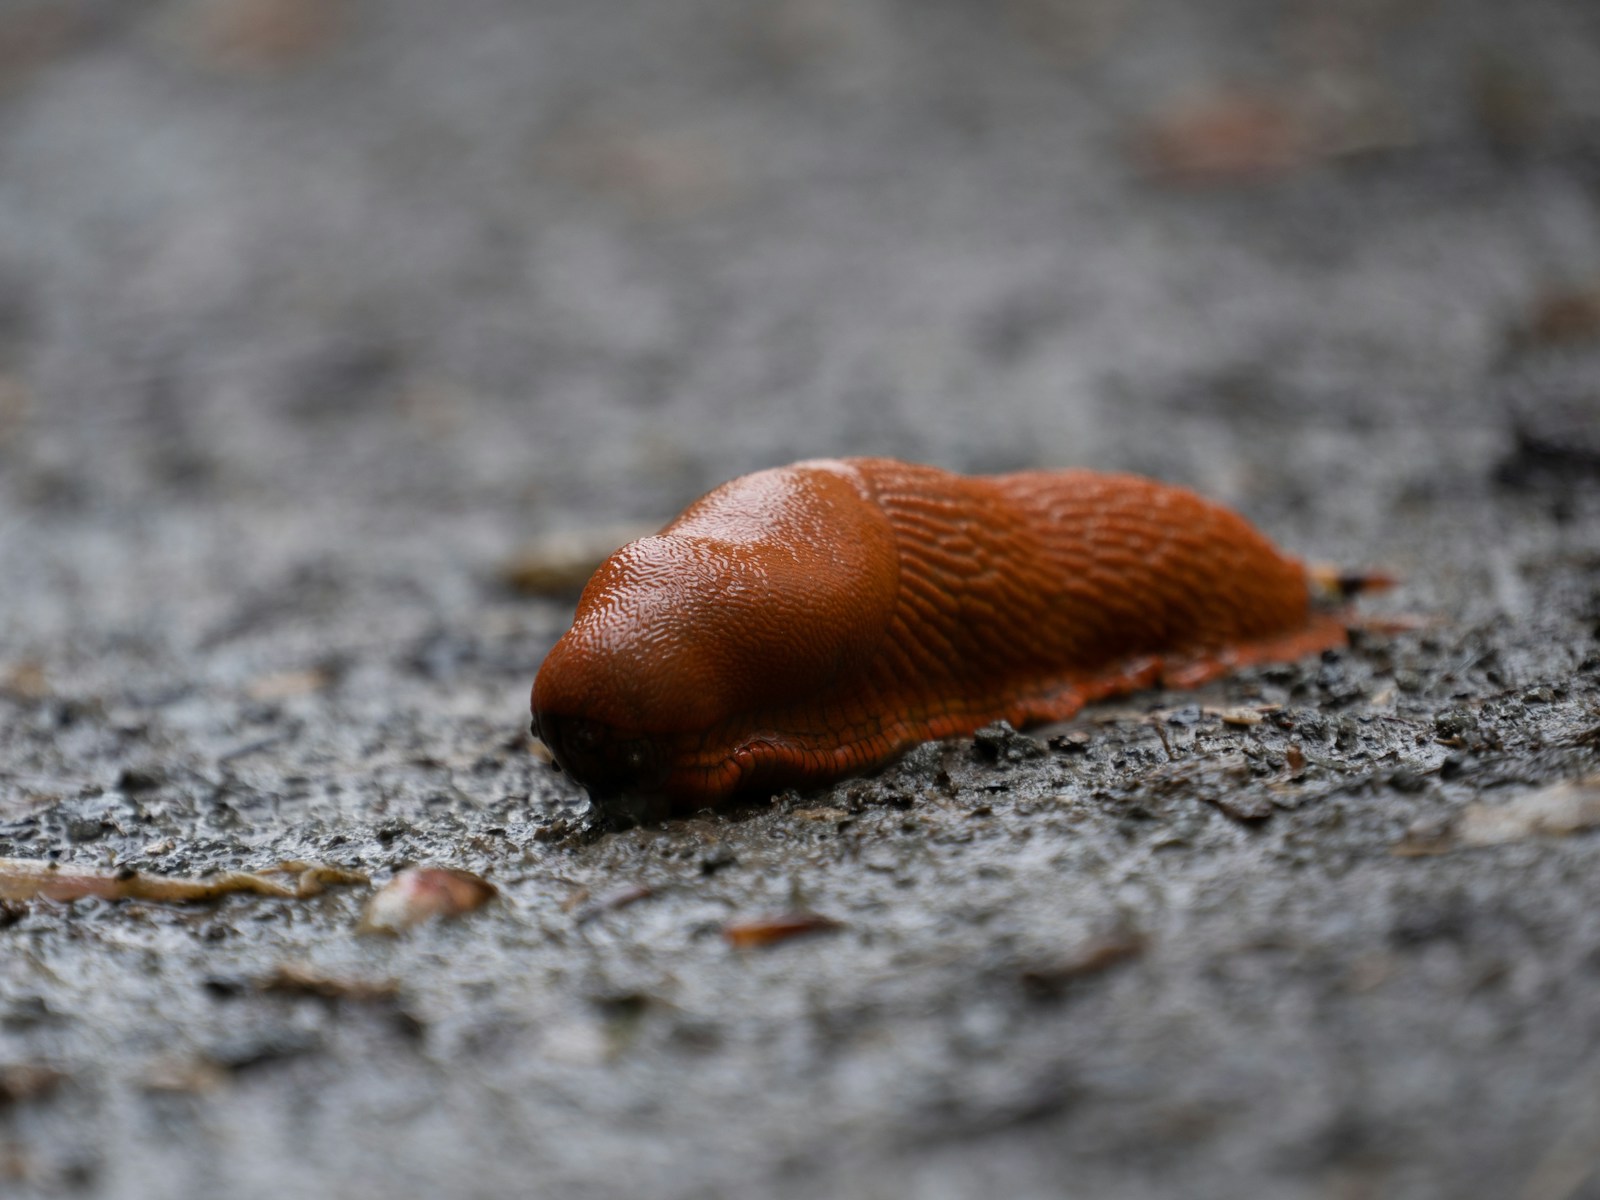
xmin=531 ymin=458 xmax=1346 ymax=814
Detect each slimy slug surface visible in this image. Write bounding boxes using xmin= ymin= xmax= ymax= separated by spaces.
xmin=531 ymin=457 xmax=1351 ymax=815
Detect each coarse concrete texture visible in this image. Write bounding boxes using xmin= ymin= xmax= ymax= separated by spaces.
xmin=1 ymin=1 xmax=1598 ymax=1197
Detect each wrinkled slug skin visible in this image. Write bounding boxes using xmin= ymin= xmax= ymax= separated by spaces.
xmin=531 ymin=457 xmax=1344 ymax=812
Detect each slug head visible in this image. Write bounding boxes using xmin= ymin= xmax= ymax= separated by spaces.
xmin=530 ymin=461 xmax=899 ymax=814
xmin=530 ymin=709 xmax=669 ymax=821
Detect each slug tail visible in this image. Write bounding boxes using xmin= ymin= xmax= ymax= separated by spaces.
xmin=1306 ymin=562 xmax=1398 ymax=605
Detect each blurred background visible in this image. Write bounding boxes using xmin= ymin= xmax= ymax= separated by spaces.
xmin=3 ymin=0 xmax=1597 ymax=534
xmin=1 ymin=1 xmax=1599 ymax=1197
xmin=4 ymin=0 xmax=1597 ymax=678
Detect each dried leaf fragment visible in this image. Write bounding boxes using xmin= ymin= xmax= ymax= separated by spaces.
xmin=501 ymin=524 xmax=656 ymax=597
xmin=1306 ymin=563 xmax=1399 ymax=602
xmin=263 ymin=861 xmax=370 ymax=897
xmin=794 ymin=805 xmax=849 ymax=823
xmin=140 ymin=1059 xmax=229 ymax=1095
xmin=246 ymin=667 xmax=332 ymax=700
xmin=358 ymin=865 xmax=497 ymax=934
xmin=0 ymin=661 xmax=48 ymax=700
xmin=0 ymin=858 xmax=365 ymax=904
xmin=722 ymin=911 xmax=841 ymax=949
xmin=1019 ymin=933 xmax=1144 ymax=999
xmin=1394 ymin=777 xmax=1600 ymax=856
xmin=1518 ymin=286 xmax=1600 ymax=348
xmin=1141 ymin=90 xmax=1311 ymax=182
xmin=1139 ymin=85 xmax=1410 ymax=184
xmin=1458 ymin=779 xmax=1600 ymax=847
xmin=0 ymin=1064 xmax=63 ymax=1106
xmin=572 ymin=883 xmax=655 ymax=923
xmin=1218 ymin=706 xmax=1264 ymax=727
xmin=541 ymin=121 xmax=733 ymax=217
xmin=196 ymin=0 xmax=347 ymax=71
xmin=260 ymin=963 xmax=399 ymax=1003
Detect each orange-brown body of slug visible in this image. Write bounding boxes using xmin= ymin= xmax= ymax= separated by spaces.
xmin=531 ymin=457 xmax=1346 ymax=814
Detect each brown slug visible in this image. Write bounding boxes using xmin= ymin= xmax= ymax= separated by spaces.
xmin=531 ymin=457 xmax=1357 ymax=816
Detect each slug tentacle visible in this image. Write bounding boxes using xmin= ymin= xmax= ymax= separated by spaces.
xmin=530 ymin=457 xmax=1354 ymax=814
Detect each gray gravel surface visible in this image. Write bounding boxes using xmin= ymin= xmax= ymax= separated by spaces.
xmin=2 ymin=1 xmax=1599 ymax=1197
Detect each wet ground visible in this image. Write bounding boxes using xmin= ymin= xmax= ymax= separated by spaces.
xmin=2 ymin=1 xmax=1600 ymax=1196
